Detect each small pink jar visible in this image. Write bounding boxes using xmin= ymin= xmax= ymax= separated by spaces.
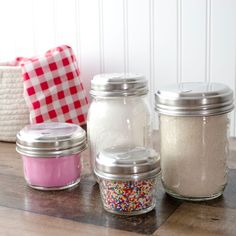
xmin=16 ymin=122 xmax=87 ymax=190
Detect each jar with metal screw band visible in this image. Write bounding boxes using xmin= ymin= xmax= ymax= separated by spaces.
xmin=155 ymin=82 xmax=234 ymax=201
xmin=16 ymin=122 xmax=87 ymax=190
xmin=87 ymin=73 xmax=152 ymax=173
xmin=95 ymin=146 xmax=160 ymax=215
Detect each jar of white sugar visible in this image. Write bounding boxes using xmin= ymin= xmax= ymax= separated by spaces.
xmin=88 ymin=73 xmax=152 ymax=172
xmin=155 ymin=82 xmax=234 ymax=201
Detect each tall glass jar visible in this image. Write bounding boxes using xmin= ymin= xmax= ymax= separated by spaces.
xmin=155 ymin=82 xmax=234 ymax=201
xmin=87 ymin=73 xmax=152 ymax=172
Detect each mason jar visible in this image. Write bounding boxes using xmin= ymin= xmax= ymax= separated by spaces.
xmin=155 ymin=82 xmax=234 ymax=201
xmin=16 ymin=122 xmax=87 ymax=190
xmin=94 ymin=146 xmax=160 ymax=215
xmin=87 ymin=73 xmax=152 ymax=172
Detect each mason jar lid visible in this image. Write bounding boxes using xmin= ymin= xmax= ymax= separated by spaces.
xmin=155 ymin=82 xmax=234 ymax=116
xmin=90 ymin=73 xmax=148 ymax=97
xmin=16 ymin=122 xmax=87 ymax=158
xmin=94 ymin=146 xmax=160 ymax=180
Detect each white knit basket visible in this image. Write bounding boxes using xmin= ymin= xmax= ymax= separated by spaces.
xmin=0 ymin=66 xmax=29 ymax=142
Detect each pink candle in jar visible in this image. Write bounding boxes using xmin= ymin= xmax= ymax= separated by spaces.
xmin=16 ymin=122 xmax=87 ymax=190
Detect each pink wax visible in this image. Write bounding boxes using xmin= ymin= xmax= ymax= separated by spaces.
xmin=22 ymin=153 xmax=81 ymax=189
xmin=16 ymin=122 xmax=87 ymax=190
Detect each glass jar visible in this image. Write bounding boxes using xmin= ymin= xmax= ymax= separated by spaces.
xmin=95 ymin=146 xmax=160 ymax=215
xmin=87 ymin=73 xmax=152 ymax=172
xmin=155 ymin=82 xmax=234 ymax=201
xmin=16 ymin=122 xmax=87 ymax=190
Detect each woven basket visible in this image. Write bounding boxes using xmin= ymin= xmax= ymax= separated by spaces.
xmin=0 ymin=66 xmax=29 ymax=142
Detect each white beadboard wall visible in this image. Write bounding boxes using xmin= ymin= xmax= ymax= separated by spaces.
xmin=0 ymin=0 xmax=236 ymax=135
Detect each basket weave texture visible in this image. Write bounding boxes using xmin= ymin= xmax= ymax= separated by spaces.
xmin=0 ymin=66 xmax=29 ymax=142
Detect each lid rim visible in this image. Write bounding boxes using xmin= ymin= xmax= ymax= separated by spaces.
xmin=155 ymin=82 xmax=234 ymax=116
xmin=94 ymin=168 xmax=161 ymax=181
xmin=16 ymin=143 xmax=87 ymax=158
xmin=16 ymin=136 xmax=86 ymax=150
xmin=16 ymin=122 xmax=87 ymax=156
xmin=95 ymin=146 xmax=161 ymax=179
xmin=90 ymin=90 xmax=148 ymax=98
xmin=90 ymin=73 xmax=148 ymax=98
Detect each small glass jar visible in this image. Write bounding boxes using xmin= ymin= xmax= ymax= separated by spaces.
xmin=155 ymin=82 xmax=234 ymax=201
xmin=95 ymin=146 xmax=160 ymax=215
xmin=16 ymin=122 xmax=87 ymax=190
xmin=87 ymin=73 xmax=152 ymax=172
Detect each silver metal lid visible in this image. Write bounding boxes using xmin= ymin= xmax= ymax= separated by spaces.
xmin=94 ymin=146 xmax=160 ymax=180
xmin=155 ymin=82 xmax=234 ymax=116
xmin=90 ymin=73 xmax=148 ymax=97
xmin=16 ymin=122 xmax=87 ymax=158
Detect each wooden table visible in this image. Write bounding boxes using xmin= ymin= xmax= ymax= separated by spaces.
xmin=1 ymin=137 xmax=236 ymax=236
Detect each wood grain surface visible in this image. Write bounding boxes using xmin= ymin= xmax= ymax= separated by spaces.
xmin=0 ymin=205 xmax=143 ymax=236
xmin=0 ymin=136 xmax=236 ymax=235
xmin=154 ymin=203 xmax=236 ymax=236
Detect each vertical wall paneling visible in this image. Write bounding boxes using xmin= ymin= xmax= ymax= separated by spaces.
xmin=53 ymin=0 xmax=77 ymax=50
xmin=0 ymin=0 xmax=17 ymax=61
xmin=78 ymin=0 xmax=101 ymax=100
xmin=52 ymin=0 xmax=57 ymax=46
xmin=156 ymin=0 xmax=178 ymax=86
xmin=0 ymin=0 xmax=236 ymax=134
xmin=127 ymin=0 xmax=149 ymax=76
xmin=127 ymin=0 xmax=153 ymax=121
xmin=123 ymin=0 xmax=129 ymax=73
xmin=98 ymin=0 xmax=105 ymax=73
xmin=31 ymin=0 xmax=37 ymax=55
xmin=205 ymin=0 xmax=211 ymax=83
xmin=155 ymin=0 xmax=179 ymax=128
xmin=181 ymin=0 xmax=206 ymax=83
xmin=102 ymin=0 xmax=124 ymax=72
xmin=210 ymin=0 xmax=236 ymax=136
xmin=149 ymin=0 xmax=156 ymax=128
xmin=32 ymin=0 xmax=56 ymax=54
xmin=13 ymin=0 xmax=35 ymax=56
xmin=153 ymin=0 xmax=159 ymax=129
xmin=177 ymin=0 xmax=182 ymax=83
xmin=74 ymin=0 xmax=81 ymax=69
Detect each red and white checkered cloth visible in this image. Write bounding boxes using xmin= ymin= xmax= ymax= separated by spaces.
xmin=18 ymin=45 xmax=88 ymax=125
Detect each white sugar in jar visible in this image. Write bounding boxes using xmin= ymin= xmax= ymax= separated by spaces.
xmin=87 ymin=73 xmax=152 ymax=172
xmin=155 ymin=82 xmax=234 ymax=201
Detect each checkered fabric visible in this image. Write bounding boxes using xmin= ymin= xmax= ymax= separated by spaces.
xmin=19 ymin=45 xmax=88 ymax=125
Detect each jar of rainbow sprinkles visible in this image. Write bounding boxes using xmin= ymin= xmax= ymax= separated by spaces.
xmin=95 ymin=146 xmax=160 ymax=215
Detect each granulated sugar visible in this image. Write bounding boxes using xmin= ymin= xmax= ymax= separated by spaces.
xmin=160 ymin=114 xmax=229 ymax=198
xmin=87 ymin=97 xmax=152 ymax=171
